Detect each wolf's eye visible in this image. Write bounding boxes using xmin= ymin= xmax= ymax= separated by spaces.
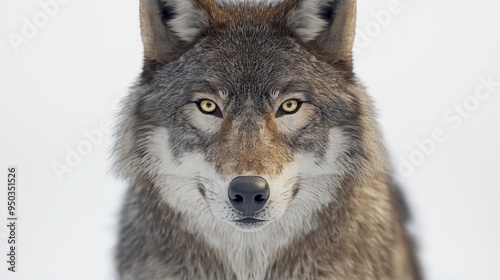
xmin=276 ymin=99 xmax=302 ymax=117
xmin=195 ymin=99 xmax=223 ymax=117
xmin=199 ymin=99 xmax=217 ymax=113
xmin=282 ymin=100 xmax=299 ymax=113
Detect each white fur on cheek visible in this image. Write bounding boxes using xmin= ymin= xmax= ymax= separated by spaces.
xmin=286 ymin=127 xmax=351 ymax=212
xmin=297 ymin=127 xmax=351 ymax=177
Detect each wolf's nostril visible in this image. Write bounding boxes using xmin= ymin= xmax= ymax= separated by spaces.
xmin=228 ymin=176 xmax=270 ymax=216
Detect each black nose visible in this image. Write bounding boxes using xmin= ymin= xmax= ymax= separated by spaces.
xmin=228 ymin=176 xmax=270 ymax=216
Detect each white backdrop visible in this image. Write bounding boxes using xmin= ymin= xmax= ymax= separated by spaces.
xmin=0 ymin=0 xmax=499 ymax=279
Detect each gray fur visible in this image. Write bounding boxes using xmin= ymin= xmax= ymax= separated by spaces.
xmin=113 ymin=0 xmax=421 ymax=279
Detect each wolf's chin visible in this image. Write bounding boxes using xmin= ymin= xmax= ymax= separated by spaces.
xmin=227 ymin=219 xmax=273 ymax=232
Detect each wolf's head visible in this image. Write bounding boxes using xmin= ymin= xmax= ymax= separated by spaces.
xmin=114 ymin=0 xmax=387 ymax=233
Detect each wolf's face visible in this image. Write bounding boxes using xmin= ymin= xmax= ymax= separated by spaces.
xmin=116 ymin=0 xmax=369 ymax=232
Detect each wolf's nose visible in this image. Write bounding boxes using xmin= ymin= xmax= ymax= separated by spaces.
xmin=228 ymin=176 xmax=270 ymax=216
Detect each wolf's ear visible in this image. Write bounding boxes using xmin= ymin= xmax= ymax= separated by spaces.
xmin=287 ymin=0 xmax=356 ymax=70
xmin=140 ymin=0 xmax=208 ymax=65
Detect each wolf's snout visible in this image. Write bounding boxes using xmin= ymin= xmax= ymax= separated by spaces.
xmin=228 ymin=176 xmax=270 ymax=216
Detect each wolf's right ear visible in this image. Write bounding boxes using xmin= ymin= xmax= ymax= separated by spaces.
xmin=140 ymin=0 xmax=209 ymax=65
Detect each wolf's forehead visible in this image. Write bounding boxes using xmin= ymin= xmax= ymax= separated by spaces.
xmin=199 ymin=53 xmax=292 ymax=98
xmin=191 ymin=48 xmax=313 ymax=105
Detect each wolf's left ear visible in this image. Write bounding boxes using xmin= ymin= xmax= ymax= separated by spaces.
xmin=287 ymin=0 xmax=356 ymax=70
xmin=140 ymin=0 xmax=209 ymax=65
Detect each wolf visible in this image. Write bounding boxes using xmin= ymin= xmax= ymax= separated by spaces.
xmin=113 ymin=0 xmax=421 ymax=279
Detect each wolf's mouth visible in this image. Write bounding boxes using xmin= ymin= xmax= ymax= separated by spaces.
xmin=230 ymin=217 xmax=270 ymax=231
xmin=235 ymin=217 xmax=266 ymax=224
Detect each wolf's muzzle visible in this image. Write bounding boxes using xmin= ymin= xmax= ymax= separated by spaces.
xmin=228 ymin=176 xmax=270 ymax=216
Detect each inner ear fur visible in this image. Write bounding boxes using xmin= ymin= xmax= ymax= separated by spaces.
xmin=139 ymin=0 xmax=211 ymax=65
xmin=286 ymin=0 xmax=357 ymax=70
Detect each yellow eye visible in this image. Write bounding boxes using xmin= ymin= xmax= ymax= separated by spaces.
xmin=281 ymin=99 xmax=300 ymax=113
xmin=199 ymin=99 xmax=217 ymax=113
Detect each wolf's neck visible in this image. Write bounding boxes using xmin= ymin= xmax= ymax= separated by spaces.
xmin=194 ymin=219 xmax=296 ymax=279
xmin=226 ymin=242 xmax=272 ymax=280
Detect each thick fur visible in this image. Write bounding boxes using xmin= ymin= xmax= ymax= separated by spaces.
xmin=114 ymin=0 xmax=421 ymax=279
